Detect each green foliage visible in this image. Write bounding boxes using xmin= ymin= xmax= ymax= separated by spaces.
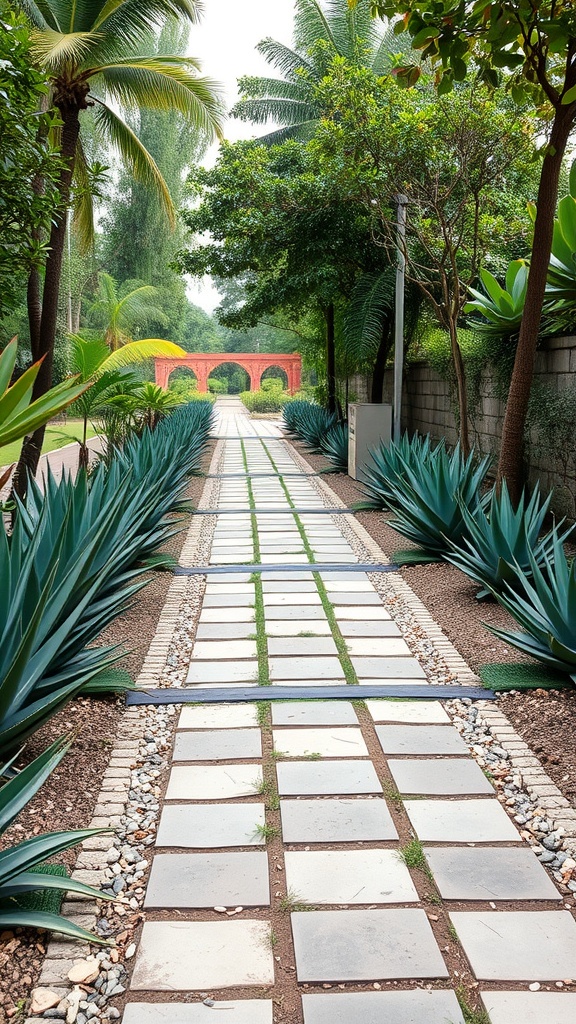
xmin=0 ymin=737 xmax=113 ymax=939
xmin=360 ymin=432 xmax=434 ymax=511
xmin=0 ymin=7 xmax=62 ymax=319
xmin=381 ymin=439 xmax=492 ymax=557
xmin=240 ymin=380 xmax=289 ymax=413
xmin=319 ymin=420 xmax=349 ymax=472
xmin=465 ymin=261 xmax=530 ymax=337
xmin=207 ymin=377 xmax=228 ymax=394
xmin=488 ymin=536 xmax=576 ymax=682
xmin=0 ymin=338 xmax=88 ymax=450
xmin=446 ymin=483 xmax=570 ymax=600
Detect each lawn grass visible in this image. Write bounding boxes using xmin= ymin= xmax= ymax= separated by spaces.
xmin=0 ymin=420 xmax=99 ymax=466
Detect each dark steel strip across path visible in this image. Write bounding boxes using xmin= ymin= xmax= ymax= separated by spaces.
xmin=127 ymin=683 xmax=495 ymax=705
xmin=174 ymin=562 xmax=398 ymax=575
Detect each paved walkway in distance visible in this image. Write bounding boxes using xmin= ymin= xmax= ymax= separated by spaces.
xmin=123 ymin=399 xmax=576 ymax=1024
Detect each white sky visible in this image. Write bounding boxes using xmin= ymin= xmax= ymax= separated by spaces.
xmin=186 ymin=0 xmax=296 ymax=313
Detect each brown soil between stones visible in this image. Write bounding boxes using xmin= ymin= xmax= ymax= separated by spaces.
xmin=292 ymin=441 xmax=576 ymax=811
xmin=0 ymin=446 xmax=214 ymax=1022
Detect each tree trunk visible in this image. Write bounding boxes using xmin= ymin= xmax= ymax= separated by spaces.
xmin=13 ymin=101 xmax=82 ymax=499
xmin=326 ymin=302 xmax=337 ymax=414
xmin=497 ymin=105 xmax=575 ymax=502
xmin=448 ymin=317 xmax=470 ymax=456
xmin=371 ymin=316 xmax=393 ymax=403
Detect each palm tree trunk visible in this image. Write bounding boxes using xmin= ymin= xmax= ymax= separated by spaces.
xmin=326 ymin=302 xmax=337 ymax=414
xmin=13 ymin=101 xmax=82 ymax=499
xmin=497 ymin=106 xmax=574 ymax=503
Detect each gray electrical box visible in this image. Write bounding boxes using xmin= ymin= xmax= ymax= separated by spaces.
xmin=348 ymin=403 xmax=393 ymax=482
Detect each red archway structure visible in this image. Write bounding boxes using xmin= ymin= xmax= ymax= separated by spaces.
xmin=154 ymin=352 xmax=301 ymax=394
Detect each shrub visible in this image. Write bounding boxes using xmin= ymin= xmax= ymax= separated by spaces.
xmin=240 ymin=384 xmax=289 ymax=413
xmin=207 ymin=377 xmax=228 ymax=394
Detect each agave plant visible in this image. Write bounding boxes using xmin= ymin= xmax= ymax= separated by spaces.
xmin=488 ymin=536 xmax=576 ymax=681
xmin=282 ymin=400 xmax=337 ymax=451
xmin=385 ymin=442 xmax=492 ymax=557
xmin=319 ymin=421 xmax=349 ymax=472
xmin=360 ymin=433 xmax=434 ymax=511
xmin=0 ymin=737 xmax=112 ymax=937
xmin=446 ymin=483 xmax=571 ymax=599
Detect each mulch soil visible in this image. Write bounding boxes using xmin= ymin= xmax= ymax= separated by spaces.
xmin=0 ymin=447 xmax=214 ymax=1022
xmin=292 ymin=440 xmax=576 ymax=811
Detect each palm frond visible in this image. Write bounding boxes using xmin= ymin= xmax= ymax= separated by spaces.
xmin=371 ymin=27 xmax=413 ymax=73
xmin=30 ymin=28 xmax=101 ymax=68
xmin=71 ymin=139 xmax=95 ymax=254
xmin=68 ymin=335 xmax=110 ymax=378
xmin=343 ymin=270 xmax=396 ymax=365
xmin=92 ymin=0 xmax=202 ymax=33
xmin=293 ymin=0 xmax=338 ymax=53
xmin=235 ymin=75 xmax=312 ymax=103
xmin=101 ymin=339 xmax=186 ymax=372
xmin=20 ymin=0 xmax=58 ymax=31
xmin=251 ymin=120 xmax=321 ymax=146
xmin=92 ymin=98 xmax=176 ymax=226
xmin=94 ymin=58 xmax=224 ymax=139
xmin=232 ymin=98 xmax=319 ymax=129
xmin=256 ymin=38 xmax=317 ymax=81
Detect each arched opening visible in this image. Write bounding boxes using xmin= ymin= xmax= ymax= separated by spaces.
xmin=260 ymin=365 xmax=289 ymax=390
xmin=167 ymin=366 xmax=199 ymax=399
xmin=208 ymin=361 xmax=251 ymax=394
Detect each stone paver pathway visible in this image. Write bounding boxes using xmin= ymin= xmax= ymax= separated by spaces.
xmin=123 ymin=399 xmax=576 ymax=1024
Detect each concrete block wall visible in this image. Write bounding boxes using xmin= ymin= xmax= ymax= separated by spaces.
xmin=348 ymin=335 xmax=576 ymax=518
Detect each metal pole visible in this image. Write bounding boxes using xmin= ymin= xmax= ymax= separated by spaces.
xmin=393 ymin=194 xmax=407 ymax=442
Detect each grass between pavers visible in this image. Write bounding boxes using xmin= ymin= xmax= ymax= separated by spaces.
xmin=241 ymin=439 xmax=269 ymax=686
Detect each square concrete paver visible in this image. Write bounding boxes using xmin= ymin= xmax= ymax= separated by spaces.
xmin=291 ymin=908 xmax=448 ymax=982
xmin=376 ymin=725 xmax=468 ymax=754
xmin=268 ymin=637 xmax=338 ymax=657
xmin=280 ymin=798 xmax=397 ymax=843
xmin=265 ymin=606 xmax=327 ymax=620
xmin=266 ymin=620 xmax=332 ymax=636
xmin=329 ymin=593 xmax=382 ymax=605
xmin=145 ymin=851 xmax=270 ymax=908
xmin=196 ymin=623 xmax=256 ymax=640
xmin=285 ymin=849 xmax=418 ymax=904
xmin=123 ymin=1002 xmax=273 ymax=1024
xmin=352 ymin=658 xmax=427 ymax=680
xmin=338 ymin=620 xmax=402 ymax=637
xmin=277 ymin=761 xmax=382 ymax=796
xmin=334 ymin=606 xmax=392 ymax=620
xmin=346 ymin=638 xmax=412 ymax=657
xmin=451 ymin=911 xmax=576 ymax=980
xmin=203 ymin=593 xmax=255 ymax=607
xmin=130 ymin=920 xmax=274 ymax=990
xmin=479 ymin=991 xmax=576 ymax=1024
xmin=186 ymin=661 xmax=259 ymax=685
xmin=166 ymin=765 xmax=262 ymax=801
xmin=388 ymin=758 xmax=494 ymax=795
xmin=301 ymin=990 xmax=465 ymax=1024
xmin=178 ymin=705 xmax=258 ymax=729
xmin=272 ymin=702 xmax=358 ymax=726
xmin=273 ymin=727 xmax=368 ymax=758
xmin=174 ymin=729 xmax=262 ymax=762
xmin=405 ymin=798 xmax=520 ymax=842
xmin=199 ymin=608 xmax=255 ymax=623
xmin=192 ymin=640 xmax=258 ymax=660
xmin=367 ymin=700 xmax=450 ymax=724
xmin=426 ymin=847 xmax=561 ymax=901
xmin=156 ymin=803 xmax=266 ymax=848
xmin=269 ymin=657 xmax=345 ymax=681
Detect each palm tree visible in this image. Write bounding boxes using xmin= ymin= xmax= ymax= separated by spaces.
xmin=87 ymin=273 xmax=168 ymax=350
xmin=14 ymin=0 xmax=223 ymax=492
xmin=232 ymin=0 xmax=403 ymax=143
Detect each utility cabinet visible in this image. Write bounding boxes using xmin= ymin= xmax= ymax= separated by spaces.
xmin=348 ymin=403 xmax=393 ymax=482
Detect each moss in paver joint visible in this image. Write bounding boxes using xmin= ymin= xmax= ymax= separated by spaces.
xmin=455 ymin=985 xmax=491 ymax=1024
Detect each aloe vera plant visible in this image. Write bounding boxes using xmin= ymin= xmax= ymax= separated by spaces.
xmin=319 ymin=421 xmax=348 ymax=472
xmin=0 ymin=737 xmax=112 ymax=937
xmin=488 ymin=536 xmax=576 ymax=681
xmin=360 ymin=433 xmax=434 ymax=511
xmin=447 ymin=483 xmax=570 ymax=599
xmin=385 ymin=442 xmax=491 ymax=557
